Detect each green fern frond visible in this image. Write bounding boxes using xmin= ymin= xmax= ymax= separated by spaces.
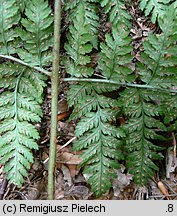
xmin=16 ymin=0 xmax=26 ymax=12
xmin=101 ymin=0 xmax=132 ymax=26
xmin=0 ymin=64 xmax=43 ymax=186
xmin=65 ymin=0 xmax=99 ymax=49
xmin=163 ymin=94 xmax=177 ymax=131
xmin=0 ymin=0 xmax=52 ymax=187
xmin=118 ymin=5 xmax=177 ymax=185
xmin=98 ymin=24 xmax=134 ymax=82
xmin=0 ymin=0 xmax=20 ymax=55
xmin=67 ymin=82 xmax=119 ymax=107
xmin=64 ymin=3 xmax=94 ymax=77
xmin=120 ymin=88 xmax=165 ymax=185
xmin=17 ymin=0 xmax=53 ymax=67
xmin=69 ymin=85 xmax=125 ymax=196
xmin=139 ymin=0 xmax=172 ymax=23
xmin=137 ymin=4 xmax=177 ymax=88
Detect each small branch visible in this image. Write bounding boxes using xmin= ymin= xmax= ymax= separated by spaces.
xmin=0 ymin=177 xmax=8 ymax=200
xmin=48 ymin=0 xmax=61 ymax=200
xmin=0 ymin=54 xmax=51 ymax=76
xmin=62 ymin=78 xmax=177 ymax=93
xmin=58 ymin=137 xmax=76 ymax=151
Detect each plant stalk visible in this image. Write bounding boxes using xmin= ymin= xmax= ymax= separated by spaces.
xmin=0 ymin=54 xmax=51 ymax=76
xmin=48 ymin=0 xmax=61 ymax=200
xmin=62 ymin=78 xmax=177 ymax=93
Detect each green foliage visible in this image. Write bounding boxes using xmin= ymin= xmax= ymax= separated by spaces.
xmin=0 ymin=0 xmax=20 ymax=55
xmin=1 ymin=0 xmax=177 ymax=197
xmin=64 ymin=0 xmax=99 ymax=48
xmin=68 ymin=82 xmax=125 ymax=196
xmin=137 ymin=4 xmax=177 ymax=88
xmin=17 ymin=0 xmax=53 ymax=67
xmin=64 ymin=3 xmax=94 ymax=77
xmin=16 ymin=0 xmax=26 ymax=12
xmin=100 ymin=0 xmax=132 ymax=26
xmin=120 ymin=88 xmax=165 ymax=185
xmin=119 ymin=4 xmax=177 ymax=185
xmin=139 ymin=0 xmax=174 ymax=23
xmin=65 ymin=0 xmax=130 ymax=196
xmin=65 ymin=1 xmax=177 ymax=196
xmin=98 ymin=23 xmax=134 ymax=82
xmin=0 ymin=0 xmax=52 ymax=186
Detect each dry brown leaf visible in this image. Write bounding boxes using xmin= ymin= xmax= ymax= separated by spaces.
xmin=57 ymin=152 xmax=82 ymax=165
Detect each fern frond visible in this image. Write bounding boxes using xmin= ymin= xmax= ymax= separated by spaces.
xmin=65 ymin=0 xmax=99 ymax=48
xmin=17 ymin=0 xmax=53 ymax=67
xmin=0 ymin=64 xmax=43 ymax=186
xmin=64 ymin=3 xmax=94 ymax=77
xmin=68 ymin=83 xmax=125 ymax=196
xmin=140 ymin=0 xmax=172 ymax=23
xmin=0 ymin=0 xmax=20 ymax=55
xmin=163 ymin=93 xmax=177 ymax=131
xmin=137 ymin=4 xmax=177 ymax=89
xmin=67 ymin=82 xmax=119 ymax=107
xmin=100 ymin=0 xmax=132 ymax=26
xmin=98 ymin=24 xmax=134 ymax=82
xmin=16 ymin=0 xmax=26 ymax=12
xmin=120 ymin=88 xmax=165 ymax=185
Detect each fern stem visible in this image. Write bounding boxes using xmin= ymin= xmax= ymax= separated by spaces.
xmin=62 ymin=78 xmax=177 ymax=93
xmin=48 ymin=0 xmax=61 ymax=200
xmin=0 ymin=54 xmax=51 ymax=76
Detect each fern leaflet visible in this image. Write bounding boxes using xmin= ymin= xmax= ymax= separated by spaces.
xmin=140 ymin=0 xmax=173 ymax=23
xmin=64 ymin=0 xmax=99 ymax=49
xmin=68 ymin=83 xmax=125 ymax=196
xmin=64 ymin=2 xmax=94 ymax=77
xmin=100 ymin=0 xmax=132 ymax=26
xmin=0 ymin=0 xmax=53 ymax=186
xmin=0 ymin=0 xmax=20 ymax=55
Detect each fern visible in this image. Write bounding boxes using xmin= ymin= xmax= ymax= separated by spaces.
xmin=64 ymin=1 xmax=129 ymax=195
xmin=68 ymin=82 xmax=125 ymax=196
xmin=119 ymin=4 xmax=177 ymax=185
xmin=120 ymin=88 xmax=165 ymax=185
xmin=17 ymin=0 xmax=53 ymax=67
xmin=100 ymin=0 xmax=132 ymax=26
xmin=139 ymin=0 xmax=174 ymax=23
xmin=0 ymin=0 xmax=20 ymax=55
xmin=0 ymin=0 xmax=53 ymax=186
xmin=137 ymin=4 xmax=177 ymax=89
xmin=64 ymin=2 xmax=94 ymax=77
xmin=16 ymin=0 xmax=26 ymax=12
xmin=98 ymin=23 xmax=134 ymax=82
xmin=64 ymin=0 xmax=99 ymax=49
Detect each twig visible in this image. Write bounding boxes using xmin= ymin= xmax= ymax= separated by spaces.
xmin=148 ymin=194 xmax=177 ymax=199
xmin=172 ymin=132 xmax=177 ymax=166
xmin=48 ymin=0 xmax=61 ymax=200
xmin=58 ymin=137 xmax=76 ymax=151
xmin=43 ymin=137 xmax=76 ymax=165
xmin=161 ymin=180 xmax=177 ymax=196
xmin=0 ymin=54 xmax=51 ymax=76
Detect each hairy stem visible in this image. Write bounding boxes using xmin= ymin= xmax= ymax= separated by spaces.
xmin=0 ymin=54 xmax=51 ymax=76
xmin=48 ymin=0 xmax=61 ymax=200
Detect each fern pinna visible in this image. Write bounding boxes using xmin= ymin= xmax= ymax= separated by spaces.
xmin=120 ymin=4 xmax=177 ymax=185
xmin=65 ymin=0 xmax=132 ymax=196
xmin=139 ymin=0 xmax=174 ymax=23
xmin=0 ymin=0 xmax=53 ymax=186
xmin=65 ymin=1 xmax=177 ymax=196
xmin=64 ymin=0 xmax=99 ymax=49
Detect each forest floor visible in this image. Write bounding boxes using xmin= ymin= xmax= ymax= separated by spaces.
xmin=0 ymin=1 xmax=176 ymax=200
